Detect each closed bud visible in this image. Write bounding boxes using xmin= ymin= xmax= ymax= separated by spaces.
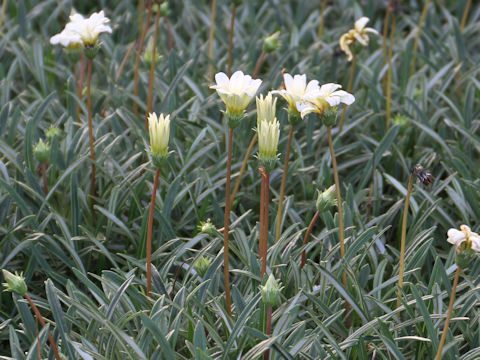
xmin=143 ymin=37 xmax=162 ymax=68
xmin=320 ymin=107 xmax=338 ymax=126
xmin=34 ymin=139 xmax=50 ymax=163
xmin=2 ymin=270 xmax=28 ymax=296
xmin=259 ymin=274 xmax=282 ymax=307
xmin=315 ymin=185 xmax=336 ymax=213
xmin=148 ymin=112 xmax=171 ymax=168
xmin=45 ymin=126 xmax=61 ymax=141
xmin=160 ymin=2 xmax=171 ymax=17
xmin=197 ymin=219 xmax=216 ymax=236
xmin=194 ymin=257 xmax=212 ymax=278
xmin=263 ymin=31 xmax=280 ymax=53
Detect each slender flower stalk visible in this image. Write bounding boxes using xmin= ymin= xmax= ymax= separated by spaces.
xmin=397 ymin=172 xmax=413 ymax=308
xmin=146 ymin=168 xmax=159 ymax=298
xmin=460 ymin=0 xmax=472 ymax=31
xmin=40 ymin=163 xmax=48 ymax=195
xmin=385 ymin=14 xmax=396 ymax=130
xmin=300 ymin=210 xmax=320 ymax=269
xmin=260 ymin=274 xmax=282 ymax=360
xmin=138 ymin=0 xmax=144 ymax=38
xmin=317 ymin=0 xmax=328 ymax=44
xmin=338 ymin=54 xmax=356 ymax=132
xmin=133 ymin=4 xmax=153 ymax=117
xmin=223 ymin=128 xmax=234 ymax=315
xmin=410 ymin=0 xmax=431 ymax=76
xmin=208 ymin=0 xmax=217 ymax=81
xmin=259 ymin=167 xmax=269 ymax=279
xmin=86 ymin=59 xmax=96 ymax=210
xmin=227 ymin=3 xmax=237 ymax=76
xmin=145 ymin=4 xmax=161 ymax=129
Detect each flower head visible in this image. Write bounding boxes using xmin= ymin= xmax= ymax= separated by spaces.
xmin=256 ymin=119 xmax=280 ymax=171
xmin=339 ymin=17 xmax=378 ymax=61
xmin=263 ymin=31 xmax=280 ymax=53
xmin=447 ymin=225 xmax=480 ymax=252
xmin=65 ymin=10 xmax=112 ymax=47
xmin=148 ymin=112 xmax=171 ymax=167
xmin=259 ymin=274 xmax=283 ymax=307
xmin=256 ymin=93 xmax=277 ymax=127
xmin=34 ymin=139 xmax=50 ymax=163
xmin=210 ymin=71 xmax=262 ymax=127
xmin=197 ymin=219 xmax=216 ymax=235
xmin=316 ymin=185 xmax=337 ymax=213
xmin=296 ymin=83 xmax=355 ymax=119
xmin=50 ymin=28 xmax=82 ymax=49
xmin=271 ymin=73 xmax=319 ymax=117
xmin=2 ymin=270 xmax=27 ymax=296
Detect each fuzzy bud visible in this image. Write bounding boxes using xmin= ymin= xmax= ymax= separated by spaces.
xmin=259 ymin=274 xmax=282 ymax=307
xmin=34 ymin=139 xmax=50 ymax=163
xmin=2 ymin=270 xmax=27 ymax=296
xmin=315 ymin=185 xmax=337 ymax=213
xmin=197 ymin=219 xmax=216 ymax=236
xmin=263 ymin=32 xmax=280 ymax=53
xmin=194 ymin=257 xmax=212 ymax=278
xmin=45 ymin=126 xmax=61 ymax=141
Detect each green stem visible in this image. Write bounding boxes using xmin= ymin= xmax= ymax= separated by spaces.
xmin=435 ymin=266 xmax=461 ymax=360
xmin=397 ymin=173 xmax=413 ymax=308
xmin=146 ymin=168 xmax=160 ymax=298
xmin=317 ymin=0 xmax=328 ymax=44
xmin=86 ymin=59 xmax=96 ymax=211
xmin=275 ymin=125 xmax=294 ymax=243
xmin=223 ymin=128 xmax=233 ymax=316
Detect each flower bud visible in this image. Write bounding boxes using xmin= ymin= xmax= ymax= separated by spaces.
xmin=45 ymin=126 xmax=61 ymax=141
xmin=143 ymin=37 xmax=162 ymax=68
xmin=259 ymin=274 xmax=282 ymax=307
xmin=34 ymin=139 xmax=50 ymax=163
xmin=2 ymin=270 xmax=28 ymax=296
xmin=319 ymin=107 xmax=338 ymax=127
xmin=263 ymin=32 xmax=280 ymax=54
xmin=315 ymin=185 xmax=337 ymax=213
xmin=148 ymin=112 xmax=171 ymax=168
xmin=160 ymin=2 xmax=171 ymax=17
xmin=197 ymin=219 xmax=216 ymax=236
xmin=194 ymin=256 xmax=212 ymax=278
xmin=256 ymin=119 xmax=280 ymax=173
xmin=84 ymin=43 xmax=100 ymax=59
xmin=287 ymin=108 xmax=302 ymax=126
xmin=393 ymin=114 xmax=409 ymax=132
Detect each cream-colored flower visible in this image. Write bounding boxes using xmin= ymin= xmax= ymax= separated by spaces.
xmin=210 ymin=71 xmax=262 ymax=118
xmin=271 ymin=73 xmax=319 ymax=114
xmin=50 ymin=28 xmax=82 ymax=49
xmin=256 ymin=93 xmax=277 ymax=126
xmin=339 ymin=17 xmax=378 ymax=61
xmin=447 ymin=225 xmax=480 ymax=251
xmin=65 ymin=10 xmax=112 ymax=46
xmin=257 ymin=118 xmax=280 ymax=164
xmin=296 ymin=83 xmax=355 ymax=118
xmin=148 ymin=113 xmax=170 ymax=164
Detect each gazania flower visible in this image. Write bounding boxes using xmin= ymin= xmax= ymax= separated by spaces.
xmin=50 ymin=28 xmax=82 ymax=49
xmin=339 ymin=17 xmax=378 ymax=61
xmin=66 ymin=10 xmax=112 ymax=47
xmin=447 ymin=225 xmax=480 ymax=252
xmin=256 ymin=93 xmax=277 ymax=126
xmin=148 ymin=112 xmax=171 ymax=167
xmin=271 ymin=73 xmax=319 ymax=116
xmin=257 ymin=119 xmax=280 ymax=170
xmin=296 ymin=83 xmax=355 ymax=119
xmin=210 ymin=71 xmax=262 ymax=125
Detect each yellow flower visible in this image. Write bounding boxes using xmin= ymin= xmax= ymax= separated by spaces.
xmin=148 ymin=112 xmax=170 ymax=167
xmin=296 ymin=83 xmax=355 ymax=119
xmin=256 ymin=93 xmax=277 ymax=126
xmin=339 ymin=17 xmax=378 ymax=61
xmin=210 ymin=71 xmax=262 ymax=125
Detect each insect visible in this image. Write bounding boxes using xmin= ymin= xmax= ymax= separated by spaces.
xmin=412 ymin=164 xmax=434 ymax=185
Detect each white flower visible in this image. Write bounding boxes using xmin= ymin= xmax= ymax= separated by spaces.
xmin=257 ymin=118 xmax=280 ymax=163
xmin=256 ymin=93 xmax=277 ymax=126
xmin=339 ymin=17 xmax=379 ymax=61
xmin=65 ymin=10 xmax=112 ymax=46
xmin=447 ymin=225 xmax=480 ymax=251
xmin=50 ymin=28 xmax=82 ymax=48
xmin=296 ymin=83 xmax=355 ymax=118
xmin=210 ymin=71 xmax=262 ymax=117
xmin=271 ymin=73 xmax=319 ymax=114
xmin=148 ymin=112 xmax=170 ymax=160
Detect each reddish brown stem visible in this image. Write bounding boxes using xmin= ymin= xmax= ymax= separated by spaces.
xmin=259 ymin=167 xmax=270 ymax=280
xmin=86 ymin=59 xmax=96 ymax=211
xmin=165 ymin=17 xmax=173 ymax=51
xmin=116 ymin=41 xmax=137 ymax=80
xmin=253 ymin=52 xmax=266 ymax=79
xmin=24 ymin=294 xmax=61 ymax=360
xmin=300 ymin=210 xmax=320 ymax=269
xmin=145 ymin=4 xmax=161 ymax=129
xmin=227 ymin=4 xmax=237 ymax=76
xmin=79 ymin=54 xmax=85 ymax=99
xmin=133 ymin=3 xmax=153 ymax=117
xmin=223 ymin=128 xmax=233 ymax=316
xmin=41 ymin=163 xmax=48 ymax=195
xmin=146 ymin=168 xmax=160 ymax=298
xmin=264 ymin=305 xmax=272 ymax=360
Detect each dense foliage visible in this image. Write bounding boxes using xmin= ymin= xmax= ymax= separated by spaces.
xmin=1 ymin=0 xmax=480 ymax=358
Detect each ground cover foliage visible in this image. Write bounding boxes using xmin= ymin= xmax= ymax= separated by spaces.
xmin=1 ymin=0 xmax=480 ymax=358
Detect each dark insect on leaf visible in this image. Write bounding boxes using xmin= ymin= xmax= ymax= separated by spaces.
xmin=412 ymin=164 xmax=434 ymax=185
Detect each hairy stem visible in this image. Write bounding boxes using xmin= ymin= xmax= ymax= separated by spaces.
xmin=410 ymin=0 xmax=431 ymax=76
xmin=208 ymin=0 xmax=218 ymax=81
xmin=24 ymin=294 xmax=61 ymax=360
xmin=300 ymin=210 xmax=320 ymax=269
xmin=327 ymin=125 xmax=350 ymax=326
xmin=386 ymin=14 xmax=396 ymax=130
xmin=435 ymin=266 xmax=461 ymax=360
xmin=86 ymin=59 xmax=96 ymax=211
xmin=133 ymin=3 xmax=153 ymax=117
xmin=146 ymin=168 xmax=160 ymax=298
xmin=397 ymin=173 xmax=413 ymax=308
xmin=275 ymin=125 xmax=294 ymax=243
xmin=338 ymin=54 xmax=356 ymax=132
xmin=145 ymin=3 xmax=161 ymax=129
xmin=227 ymin=4 xmax=237 ymax=76
xmin=223 ymin=128 xmax=233 ymax=316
